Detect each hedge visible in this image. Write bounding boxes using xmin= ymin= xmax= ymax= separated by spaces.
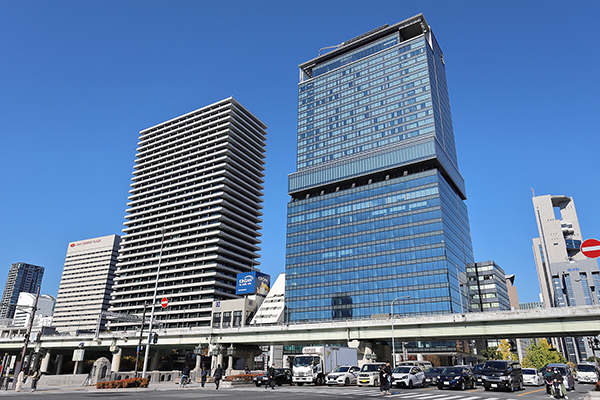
xmin=96 ymin=377 xmax=149 ymax=389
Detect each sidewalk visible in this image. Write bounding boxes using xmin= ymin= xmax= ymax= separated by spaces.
xmin=0 ymin=381 xmax=214 ymax=395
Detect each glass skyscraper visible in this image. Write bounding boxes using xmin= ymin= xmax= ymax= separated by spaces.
xmin=285 ymin=14 xmax=474 ymax=323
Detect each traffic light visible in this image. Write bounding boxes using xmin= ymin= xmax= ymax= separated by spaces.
xmin=153 ymin=333 xmax=159 ymax=344
xmin=510 ymin=341 xmax=517 ymax=352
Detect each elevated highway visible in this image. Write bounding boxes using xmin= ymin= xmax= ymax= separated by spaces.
xmin=0 ymin=306 xmax=598 ymax=352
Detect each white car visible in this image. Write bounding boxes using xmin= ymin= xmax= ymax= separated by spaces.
xmin=522 ymin=368 xmax=543 ymax=386
xmin=392 ymin=365 xmax=426 ymax=388
xmin=357 ymin=363 xmax=386 ymax=387
xmin=326 ymin=365 xmax=360 ymax=386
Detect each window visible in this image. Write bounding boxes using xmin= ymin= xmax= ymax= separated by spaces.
xmin=233 ymin=311 xmax=242 ymax=327
xmin=222 ymin=311 xmax=231 ymax=328
xmin=212 ymin=312 xmax=221 ymax=328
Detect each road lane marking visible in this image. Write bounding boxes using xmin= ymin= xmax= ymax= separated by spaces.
xmin=517 ymin=387 xmax=547 ymax=396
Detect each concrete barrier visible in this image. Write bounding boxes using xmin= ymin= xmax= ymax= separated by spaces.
xmin=38 ymin=374 xmax=88 ymax=387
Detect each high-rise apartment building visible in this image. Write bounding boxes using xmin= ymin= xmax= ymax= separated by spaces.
xmin=285 ymin=14 xmax=474 ymax=322
xmin=532 ymin=194 xmax=599 ymax=362
xmin=52 ymin=235 xmax=120 ymax=334
xmin=109 ymin=97 xmax=267 ymax=329
xmin=0 ymin=262 xmax=44 ymax=319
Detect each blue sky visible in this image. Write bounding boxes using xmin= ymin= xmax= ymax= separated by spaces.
xmin=1 ymin=1 xmax=599 ymax=304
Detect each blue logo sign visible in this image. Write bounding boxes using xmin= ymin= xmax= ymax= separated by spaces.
xmin=236 ymin=271 xmax=270 ymax=295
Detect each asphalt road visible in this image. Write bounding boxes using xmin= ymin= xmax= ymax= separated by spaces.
xmin=0 ymin=382 xmax=593 ymax=399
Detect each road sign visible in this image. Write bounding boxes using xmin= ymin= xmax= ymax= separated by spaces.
xmin=161 ymin=297 xmax=168 ymax=308
xmin=581 ymin=238 xmax=600 ymax=259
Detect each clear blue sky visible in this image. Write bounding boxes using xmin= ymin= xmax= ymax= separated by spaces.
xmin=1 ymin=1 xmax=599 ymax=304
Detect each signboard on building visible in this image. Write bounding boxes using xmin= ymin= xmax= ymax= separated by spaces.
xmin=236 ymin=271 xmax=270 ymax=295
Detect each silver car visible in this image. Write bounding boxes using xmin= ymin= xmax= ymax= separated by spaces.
xmin=522 ymin=368 xmax=543 ymax=386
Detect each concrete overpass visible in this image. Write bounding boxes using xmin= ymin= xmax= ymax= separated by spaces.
xmin=1 ymin=306 xmax=598 ymax=352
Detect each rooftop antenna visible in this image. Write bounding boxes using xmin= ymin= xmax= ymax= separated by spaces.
xmin=531 ymin=187 xmax=535 ymax=197
xmin=319 ymin=43 xmax=342 ymax=56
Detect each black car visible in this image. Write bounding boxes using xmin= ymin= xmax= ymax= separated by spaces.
xmin=482 ymin=360 xmax=523 ymax=391
xmin=424 ymin=367 xmax=446 ymax=386
xmin=437 ymin=366 xmax=475 ymax=390
xmin=473 ymin=363 xmax=484 ymax=385
xmin=253 ymin=368 xmax=292 ymax=387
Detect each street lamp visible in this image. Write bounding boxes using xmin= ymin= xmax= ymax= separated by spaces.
xmin=142 ymin=228 xmax=166 ymax=378
xmin=390 ymin=295 xmax=410 ymax=367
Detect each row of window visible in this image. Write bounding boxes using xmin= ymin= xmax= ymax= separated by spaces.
xmin=286 ymin=244 xmax=444 ymax=266
xmin=288 ymin=172 xmax=437 ymax=213
xmin=288 ymin=138 xmax=436 ymax=193
xmin=287 ymin=207 xmax=440 ymax=243
xmin=288 ymin=186 xmax=438 ymax=224
xmin=287 ymin=224 xmax=442 ymax=255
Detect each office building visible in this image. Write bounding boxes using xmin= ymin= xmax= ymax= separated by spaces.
xmin=519 ymin=301 xmax=544 ymax=310
xmin=285 ymin=14 xmax=474 ymax=323
xmin=109 ymin=97 xmax=267 ymax=329
xmin=52 ymin=235 xmax=120 ymax=334
xmin=465 ymin=261 xmax=510 ymax=312
xmin=532 ymin=194 xmax=599 ymax=362
xmin=0 ymin=262 xmax=44 ymax=319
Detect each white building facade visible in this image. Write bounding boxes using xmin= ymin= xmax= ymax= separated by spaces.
xmin=52 ymin=235 xmax=121 ymax=334
xmin=109 ymin=97 xmax=267 ymax=329
xmin=13 ymin=292 xmax=56 ymax=328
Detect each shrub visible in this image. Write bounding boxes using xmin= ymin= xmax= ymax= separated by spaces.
xmin=224 ymin=373 xmax=258 ymax=382
xmin=96 ymin=377 xmax=149 ymax=389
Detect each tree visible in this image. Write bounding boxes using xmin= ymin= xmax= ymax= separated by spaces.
xmin=498 ymin=339 xmax=517 ymax=361
xmin=521 ymin=338 xmax=567 ymax=370
xmin=481 ymin=346 xmax=501 ymax=360
xmin=424 ymin=355 xmax=441 ymax=367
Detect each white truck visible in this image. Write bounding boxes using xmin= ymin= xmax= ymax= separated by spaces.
xmin=292 ymin=346 xmax=358 ymax=386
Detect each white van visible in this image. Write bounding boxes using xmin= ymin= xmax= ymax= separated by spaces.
xmin=357 ymin=363 xmax=385 ymax=387
xmin=577 ymin=362 xmax=599 ymax=384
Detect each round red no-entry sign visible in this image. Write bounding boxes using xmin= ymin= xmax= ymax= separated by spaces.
xmin=161 ymin=297 xmax=168 ymax=308
xmin=581 ymin=238 xmax=600 ymax=259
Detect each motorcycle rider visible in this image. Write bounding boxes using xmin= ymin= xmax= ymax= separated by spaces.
xmin=550 ymin=367 xmax=567 ymax=399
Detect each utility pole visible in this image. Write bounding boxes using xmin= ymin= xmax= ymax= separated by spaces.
xmin=134 ymin=304 xmax=147 ymax=377
xmin=15 ymin=287 xmax=40 ymax=384
xmin=142 ymin=229 xmax=166 ymax=378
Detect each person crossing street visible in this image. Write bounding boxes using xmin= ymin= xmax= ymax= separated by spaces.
xmin=266 ymin=364 xmax=276 ymax=390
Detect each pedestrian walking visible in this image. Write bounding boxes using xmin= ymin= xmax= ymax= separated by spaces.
xmin=30 ymin=369 xmax=41 ymax=392
xmin=379 ymin=365 xmax=387 ymax=395
xmin=201 ymin=366 xmax=209 ymax=388
xmin=15 ymin=370 xmax=25 ymax=392
xmin=245 ymin=366 xmax=250 ymax=374
xmin=266 ymin=364 xmax=276 ymax=390
xmin=214 ymin=364 xmax=223 ymax=390
xmin=383 ymin=361 xmax=393 ymax=395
